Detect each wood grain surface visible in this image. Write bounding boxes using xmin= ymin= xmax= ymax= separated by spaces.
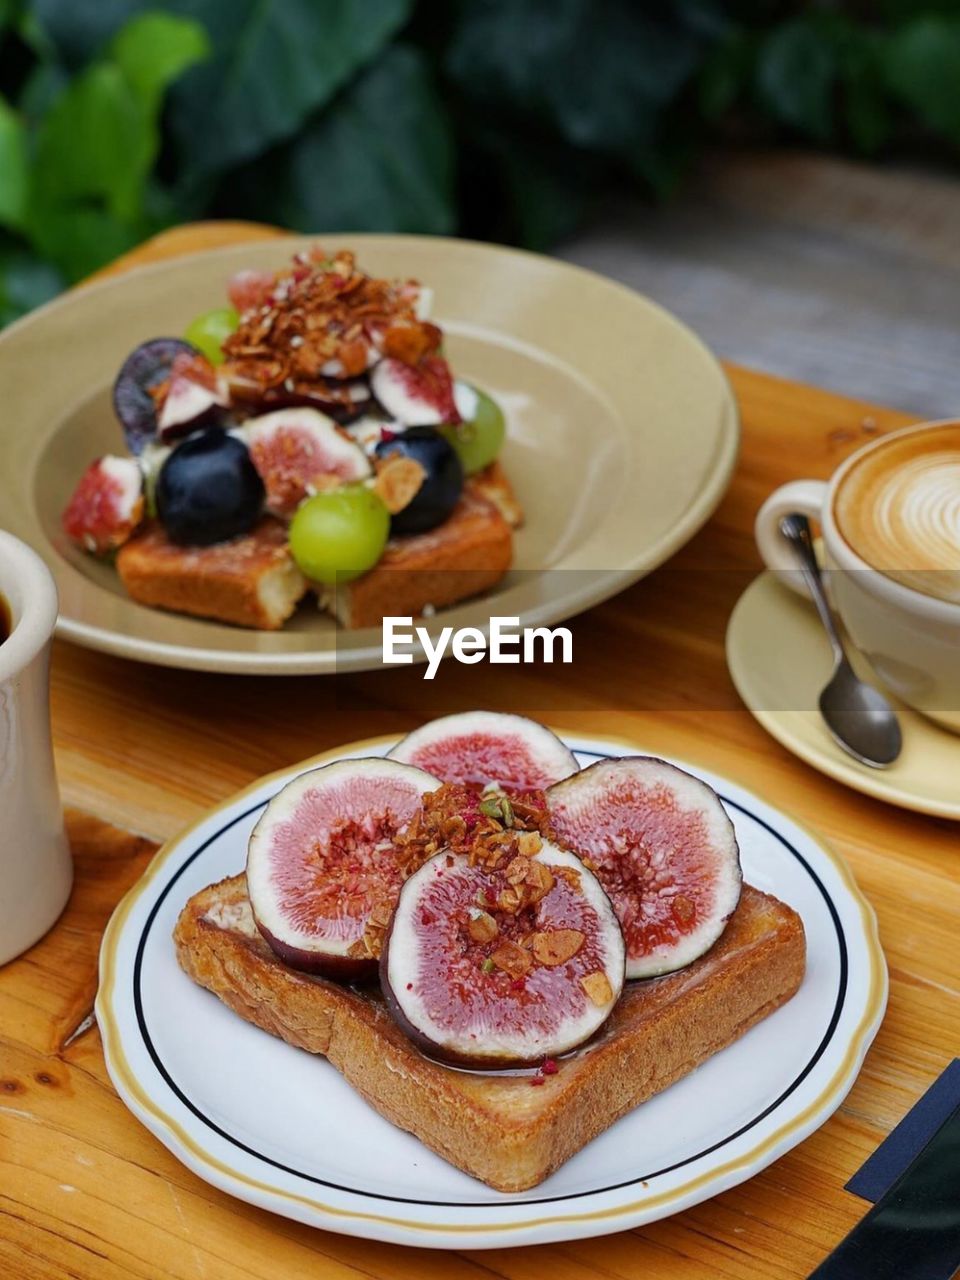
xmin=3 ymin=222 xmax=957 ymax=1280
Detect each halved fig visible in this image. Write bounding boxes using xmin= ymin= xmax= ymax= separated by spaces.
xmin=371 ymin=355 xmax=461 ymax=426
xmin=381 ymin=838 xmax=625 ymax=1068
xmin=222 ymin=365 xmax=373 ymax=423
xmin=112 ymin=337 xmax=199 ymax=455
xmin=246 ymin=758 xmax=440 ymax=979
xmin=547 ymin=758 xmax=742 ymax=979
xmin=237 ymin=408 xmax=371 ymax=518
xmin=61 ymin=455 xmax=144 ymax=553
xmin=388 ymin=712 xmax=579 ymax=792
xmin=155 ymin=350 xmax=228 ymax=443
xmin=227 ymin=268 xmax=275 ymax=314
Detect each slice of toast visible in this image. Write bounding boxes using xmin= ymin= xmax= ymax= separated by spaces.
xmin=174 ymin=876 xmax=805 ymax=1192
xmin=115 ymin=463 xmax=520 ymax=632
xmin=117 ymin=517 xmax=308 ymax=630
xmin=320 ymin=469 xmax=517 ymax=629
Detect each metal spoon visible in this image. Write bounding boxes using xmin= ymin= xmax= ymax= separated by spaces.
xmin=778 ymin=513 xmax=902 ymax=768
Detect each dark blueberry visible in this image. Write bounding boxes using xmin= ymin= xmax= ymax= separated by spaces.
xmin=374 ymin=426 xmax=463 ymax=535
xmin=156 ymin=430 xmax=264 ymax=546
xmin=112 ymin=338 xmax=198 ymax=455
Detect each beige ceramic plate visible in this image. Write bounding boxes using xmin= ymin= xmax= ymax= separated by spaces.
xmin=0 ymin=235 xmax=738 ymax=673
xmin=727 ymin=571 xmax=960 ymax=820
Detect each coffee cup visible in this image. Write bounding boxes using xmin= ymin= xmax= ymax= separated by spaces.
xmin=755 ymin=420 xmax=960 ymax=734
xmin=0 ymin=530 xmax=72 ymax=963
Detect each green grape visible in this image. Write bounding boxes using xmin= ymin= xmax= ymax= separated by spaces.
xmin=289 ymin=485 xmax=389 ymax=584
xmin=440 ymin=385 xmax=506 ymax=475
xmin=183 ymin=307 xmax=239 ymax=365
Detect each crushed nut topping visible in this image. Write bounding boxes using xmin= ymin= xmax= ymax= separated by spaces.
xmin=372 ymin=455 xmax=426 ymax=514
xmin=579 ymin=971 xmax=614 ymax=1007
xmin=221 ymin=248 xmax=440 ymax=411
xmin=466 ymin=908 xmax=498 ymax=943
xmin=346 ymin=896 xmax=394 ymax=961
xmin=531 ymin=928 xmax=585 ymax=966
xmin=490 ymin=940 xmax=532 ymax=979
xmin=394 ymin=781 xmax=552 ymax=877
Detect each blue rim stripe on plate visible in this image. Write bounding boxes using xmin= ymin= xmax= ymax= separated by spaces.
xmin=130 ymin=749 xmax=849 ymax=1208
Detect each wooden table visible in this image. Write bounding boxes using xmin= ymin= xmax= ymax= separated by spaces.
xmin=4 ymin=223 xmax=957 ymax=1280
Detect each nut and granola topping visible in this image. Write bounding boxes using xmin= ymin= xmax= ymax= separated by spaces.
xmin=343 ymin=781 xmax=609 ymax=989
xmin=531 ymin=928 xmax=585 ymax=966
xmin=372 ymin=454 xmax=426 ymax=514
xmin=394 ymin=781 xmax=552 ymax=876
xmin=580 ymin=971 xmax=615 ymax=1007
xmin=221 ymin=248 xmax=440 ymax=411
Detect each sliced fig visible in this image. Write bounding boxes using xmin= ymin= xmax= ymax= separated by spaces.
xmin=381 ymin=838 xmax=625 ymax=1068
xmin=155 ymin=350 xmax=228 ymax=443
xmin=62 ymin=455 xmax=144 ymax=553
xmin=388 ymin=712 xmax=579 ymax=792
xmin=222 ymin=364 xmax=373 ymax=424
xmin=246 ymin=758 xmax=440 ymax=979
xmin=112 ymin=337 xmax=199 ymax=455
xmin=371 ymin=355 xmax=461 ymax=426
xmin=227 ymin=268 xmax=275 ymax=314
xmin=547 ymin=758 xmax=742 ymax=980
xmin=238 ymin=408 xmax=371 ymax=518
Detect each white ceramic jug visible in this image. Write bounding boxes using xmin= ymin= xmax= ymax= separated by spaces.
xmin=0 ymin=531 xmax=71 ymax=964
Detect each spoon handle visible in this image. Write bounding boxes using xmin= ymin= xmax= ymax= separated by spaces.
xmin=778 ymin=513 xmax=846 ymax=666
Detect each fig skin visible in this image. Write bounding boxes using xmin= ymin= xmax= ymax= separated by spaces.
xmin=113 ymin=337 xmax=199 ymax=455
xmin=252 ymin=911 xmax=378 ymax=983
xmin=380 ymin=846 xmax=625 ymax=1070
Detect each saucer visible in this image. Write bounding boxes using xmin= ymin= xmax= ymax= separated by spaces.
xmin=726 ymin=571 xmax=960 ymax=820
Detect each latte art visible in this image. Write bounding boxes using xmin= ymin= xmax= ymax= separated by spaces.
xmin=834 ymin=426 xmax=960 ymax=604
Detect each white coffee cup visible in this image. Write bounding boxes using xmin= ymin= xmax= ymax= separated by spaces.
xmin=0 ymin=531 xmax=72 ymax=964
xmin=755 ymin=421 xmax=960 ymax=734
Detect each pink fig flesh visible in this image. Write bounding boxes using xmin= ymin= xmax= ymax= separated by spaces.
xmin=371 ymin=355 xmax=461 ymax=426
xmin=62 ymin=456 xmax=144 ymax=553
xmin=240 ymin=407 xmax=371 ymax=517
xmin=388 ymin=712 xmax=579 ymax=792
xmin=246 ymin=758 xmax=439 ymax=978
xmin=380 ymin=840 xmax=625 ymax=1068
xmin=547 ymin=757 xmax=742 ymax=979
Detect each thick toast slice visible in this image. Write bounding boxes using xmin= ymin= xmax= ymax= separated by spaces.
xmin=321 ymin=466 xmax=518 ymax=629
xmin=117 ymin=517 xmax=308 ymax=630
xmin=174 ymin=876 xmax=805 ymax=1192
xmin=116 ymin=463 xmax=520 ymax=631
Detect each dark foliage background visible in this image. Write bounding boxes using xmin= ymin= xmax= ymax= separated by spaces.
xmin=2 ymin=0 xmax=960 ymax=323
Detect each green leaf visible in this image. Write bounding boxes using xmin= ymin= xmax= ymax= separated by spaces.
xmin=0 ymin=244 xmax=64 ymax=327
xmin=0 ymin=97 xmax=28 ymax=229
xmin=840 ymin=33 xmax=891 ymax=155
xmin=698 ymin=30 xmax=754 ymax=120
xmin=111 ymin=11 xmax=209 ymax=111
xmin=29 ymin=0 xmax=146 ymax=65
xmin=756 ymin=18 xmax=838 ymax=141
xmin=446 ymin=0 xmax=713 ymax=155
xmin=27 ymin=205 xmax=139 ymax=281
xmin=168 ymin=0 xmax=414 ymax=180
xmin=223 ymin=44 xmax=455 ymax=236
xmin=467 ymin=126 xmax=595 ymax=249
xmin=32 ymin=62 xmax=148 ymax=222
xmin=882 ymin=17 xmax=960 ymax=143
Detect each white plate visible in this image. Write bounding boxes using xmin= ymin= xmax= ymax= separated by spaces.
xmin=1 ymin=235 xmax=738 ymax=673
xmin=97 ymin=732 xmax=886 ymax=1249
